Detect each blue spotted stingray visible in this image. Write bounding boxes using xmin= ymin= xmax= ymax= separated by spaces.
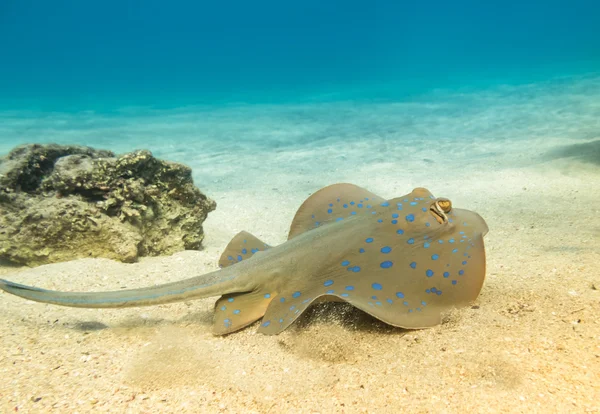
xmin=0 ymin=184 xmax=488 ymax=335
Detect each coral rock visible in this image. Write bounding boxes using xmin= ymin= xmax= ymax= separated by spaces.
xmin=0 ymin=144 xmax=216 ymax=266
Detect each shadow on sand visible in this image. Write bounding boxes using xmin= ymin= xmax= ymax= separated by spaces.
xmin=542 ymin=139 xmax=600 ymax=165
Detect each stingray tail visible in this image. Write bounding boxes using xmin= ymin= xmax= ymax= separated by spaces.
xmin=0 ymin=267 xmax=248 ymax=309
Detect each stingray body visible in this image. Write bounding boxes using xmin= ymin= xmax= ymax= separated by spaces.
xmin=0 ymin=184 xmax=488 ymax=335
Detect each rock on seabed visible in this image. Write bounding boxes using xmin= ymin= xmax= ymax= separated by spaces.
xmin=0 ymin=144 xmax=216 ymax=266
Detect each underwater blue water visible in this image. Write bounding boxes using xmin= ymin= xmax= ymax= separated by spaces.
xmin=0 ymin=0 xmax=599 ymax=112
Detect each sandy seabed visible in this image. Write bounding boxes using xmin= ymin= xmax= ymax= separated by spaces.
xmin=1 ymin=129 xmax=599 ymax=412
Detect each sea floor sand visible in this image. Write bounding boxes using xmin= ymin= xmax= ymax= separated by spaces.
xmin=1 ymin=134 xmax=599 ymax=413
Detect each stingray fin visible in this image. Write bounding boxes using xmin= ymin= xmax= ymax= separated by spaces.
xmin=212 ymin=290 xmax=274 ymax=335
xmin=218 ymin=231 xmax=271 ymax=268
xmin=288 ymin=183 xmax=386 ymax=239
xmin=327 ymin=291 xmax=442 ymax=329
xmin=257 ymin=288 xmax=327 ymax=335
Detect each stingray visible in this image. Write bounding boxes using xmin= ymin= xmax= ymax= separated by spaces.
xmin=0 ymin=184 xmax=488 ymax=335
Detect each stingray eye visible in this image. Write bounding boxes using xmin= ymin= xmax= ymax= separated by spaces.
xmin=437 ymin=199 xmax=452 ymax=213
xmin=430 ymin=198 xmax=452 ymax=224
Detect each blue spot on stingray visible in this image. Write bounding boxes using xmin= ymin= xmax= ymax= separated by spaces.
xmin=410 ymin=201 xmax=418 ymax=206
xmin=406 ymin=214 xmax=415 ymax=222
xmin=436 ymin=291 xmax=442 ymax=295
xmin=233 ymin=309 xmax=240 ymax=314
xmin=371 ymin=211 xmax=376 ymax=215
xmin=280 ymin=298 xmax=285 ymax=303
xmin=431 ymin=254 xmax=439 ymax=260
xmin=410 ymin=261 xmax=417 ymax=269
xmin=367 ymin=204 xmax=372 ymax=208
xmin=351 ymin=211 xmax=357 ymax=215
xmin=381 ymin=246 xmax=391 ymax=253
xmin=391 ymin=220 xmax=398 ymax=224
xmin=237 ymin=255 xmax=243 ymax=261
xmin=403 ymin=301 xmax=409 ymax=306
xmin=341 ymin=260 xmax=350 ymax=266
xmin=326 ymin=289 xmax=335 ymax=294
xmin=462 ymin=261 xmax=467 ymax=265
xmin=422 ymin=207 xmax=427 ymax=212
xmin=329 ymin=203 xmax=333 ymax=207
xmin=359 ymin=248 xmax=365 ymax=253
xmin=251 ymin=248 xmax=259 ymax=253
xmin=324 ymin=280 xmax=334 ymax=287
xmin=371 ymin=295 xmax=377 ymax=300
xmin=407 ymin=238 xmax=415 ymax=244
xmin=220 ymin=306 xmax=226 ymax=311
xmin=228 ymin=298 xmax=234 ymax=302
xmin=392 ymin=213 xmax=399 ymax=218
xmin=372 ymin=283 xmax=383 ymax=290
xmin=421 ymin=301 xmax=427 ymax=306
xmin=459 ymin=270 xmax=465 ymax=276
xmin=452 ymin=280 xmax=458 ymax=285
xmin=358 ymin=203 xmax=363 ymax=208
xmin=243 ymin=239 xmax=247 ymax=243
xmin=336 ymin=217 xmax=344 ymax=222
xmin=279 ymin=318 xmax=284 ymax=323
xmin=426 ymin=269 xmax=434 ymax=277
xmin=443 ymin=271 xmax=450 ymax=278
xmin=449 ymin=239 xmax=455 ymax=243
xmin=224 ymin=318 xmax=231 ymax=326
xmin=292 ymin=291 xmax=301 ymax=298
xmin=396 ymin=292 xmax=405 ymax=298
xmin=365 ymin=237 xmax=374 ymax=243
xmin=386 ymin=298 xmax=393 ymax=304
xmin=290 ymin=305 xmax=295 ymax=310
xmin=426 ymin=222 xmax=431 ymax=227
xmin=348 ymin=266 xmax=361 ymax=272
xmin=228 ymin=255 xmax=233 ymax=261
xmin=381 ymin=201 xmax=390 ymax=207
xmin=424 ymin=242 xmax=430 ymax=248
xmin=327 ymin=209 xmax=332 ymax=213
xmin=345 ymin=286 xmax=355 ymax=291
xmin=341 ymin=293 xmax=349 ymax=297
xmin=426 ymin=289 xmax=430 ymax=293
xmin=396 ymin=229 xmax=405 ymax=235
xmin=242 ymin=248 xmax=247 ymax=254
xmin=343 ymin=204 xmax=348 ymax=208
xmin=380 ymin=261 xmax=393 ymax=269
xmin=452 ymin=248 xmax=459 ymax=253
xmin=376 ymin=301 xmax=382 ymax=306
xmin=264 ymin=293 xmax=271 ymax=298
xmin=378 ymin=219 xmax=383 ymax=223
xmin=262 ymin=321 xmax=271 ymax=327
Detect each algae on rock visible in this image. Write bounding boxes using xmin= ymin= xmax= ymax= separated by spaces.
xmin=0 ymin=144 xmax=216 ymax=266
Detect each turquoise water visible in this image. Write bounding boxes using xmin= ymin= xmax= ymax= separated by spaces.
xmin=1 ymin=0 xmax=599 ymax=111
xmin=0 ymin=0 xmax=599 ymax=190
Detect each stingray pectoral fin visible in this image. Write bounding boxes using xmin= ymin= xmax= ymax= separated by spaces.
xmin=288 ymin=183 xmax=386 ymax=239
xmin=212 ymin=290 xmax=274 ymax=335
xmin=218 ymin=231 xmax=271 ymax=268
xmin=0 ymin=269 xmax=241 ymax=308
xmin=257 ymin=289 xmax=327 ymax=335
xmin=335 ymin=293 xmax=442 ymax=329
